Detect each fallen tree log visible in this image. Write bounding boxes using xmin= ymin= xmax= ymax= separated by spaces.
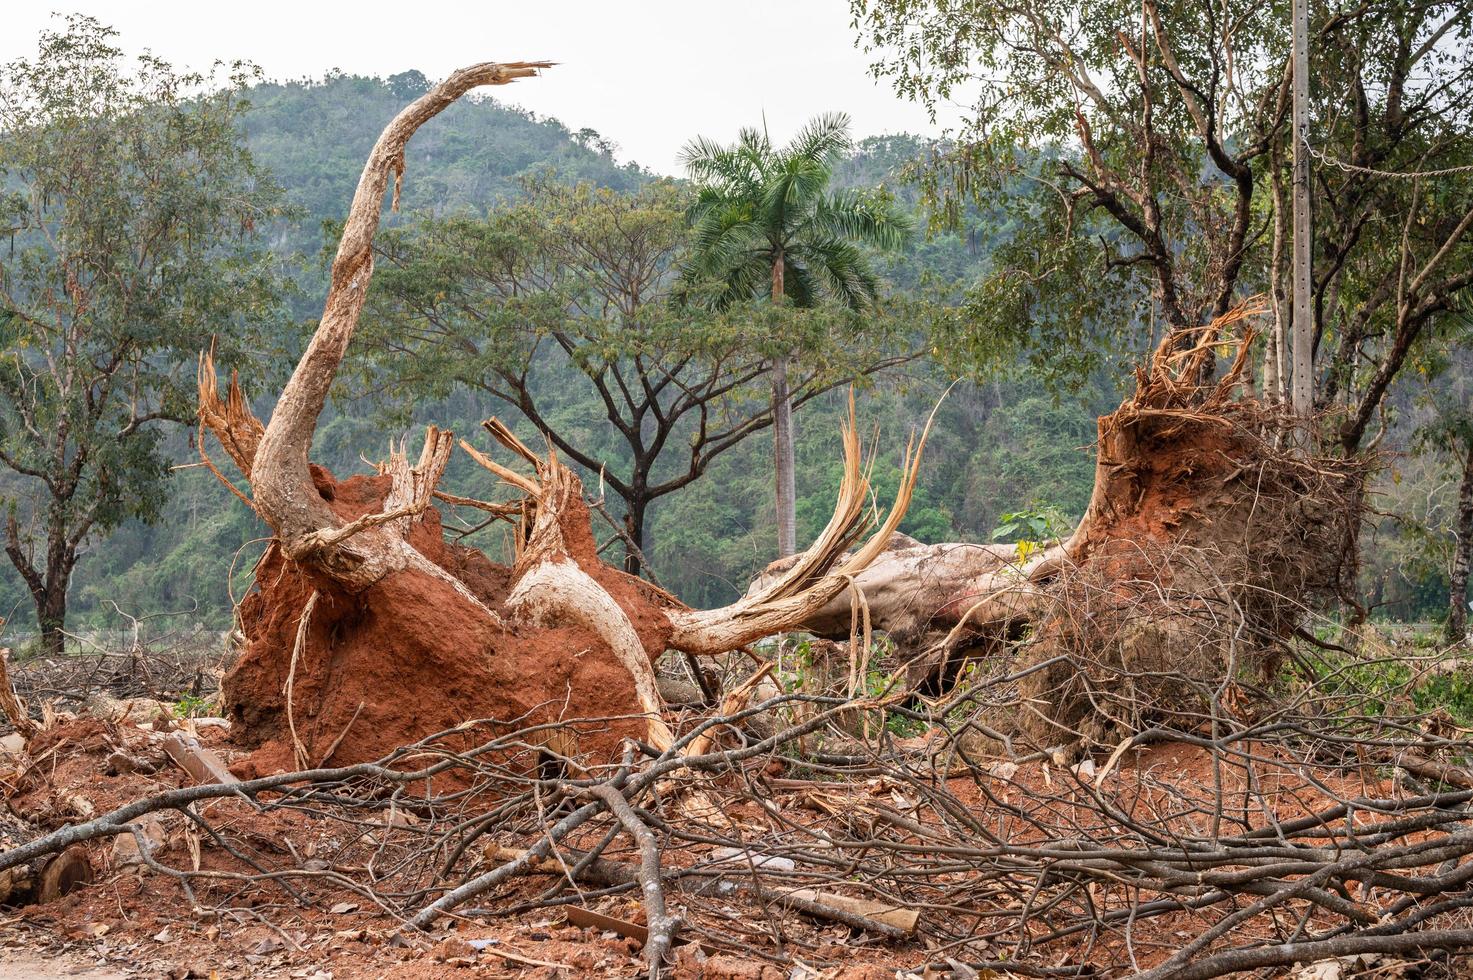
xmin=197 ymin=63 xmax=923 ymax=770
xmin=0 ymin=809 xmax=90 ymax=906
xmin=747 ymin=308 xmax=1370 ymax=746
xmin=197 ymin=63 xmax=1364 ymax=771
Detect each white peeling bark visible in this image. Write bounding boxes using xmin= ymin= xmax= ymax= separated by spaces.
xmin=506 ymin=559 xmax=674 ymax=750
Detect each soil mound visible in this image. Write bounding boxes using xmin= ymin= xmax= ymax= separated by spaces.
xmin=225 ymin=465 xmax=678 ymax=773
xmin=1009 ymin=367 xmax=1367 ymax=746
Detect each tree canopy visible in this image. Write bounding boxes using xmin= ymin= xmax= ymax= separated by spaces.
xmin=0 ymin=15 xmax=290 ymax=651
xmin=360 ymin=175 xmax=919 ymax=571
xmin=853 ymin=0 xmax=1473 ymax=447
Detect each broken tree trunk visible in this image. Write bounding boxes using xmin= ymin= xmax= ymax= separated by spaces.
xmin=197 ymin=65 xmax=919 ymax=770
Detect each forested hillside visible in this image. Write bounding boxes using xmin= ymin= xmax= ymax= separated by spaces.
xmin=0 ymin=71 xmax=1460 ymax=635
xmin=242 ymin=71 xmax=646 ymax=254
xmin=0 ymin=72 xmax=1099 ymax=633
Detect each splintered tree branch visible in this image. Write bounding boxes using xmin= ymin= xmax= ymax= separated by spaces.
xmin=0 ymin=643 xmax=39 ymax=740
xmin=241 ymin=62 xmax=548 ymax=585
xmin=667 ymin=392 xmax=931 ymax=655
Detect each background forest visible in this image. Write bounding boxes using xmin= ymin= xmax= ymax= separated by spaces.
xmin=0 ymin=64 xmax=1464 ymax=640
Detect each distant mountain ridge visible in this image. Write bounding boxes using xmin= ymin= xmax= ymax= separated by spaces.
xmin=240 ymin=71 xmax=649 ymax=229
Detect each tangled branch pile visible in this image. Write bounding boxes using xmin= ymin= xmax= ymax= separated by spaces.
xmin=5 ymin=643 xmax=1473 ymax=979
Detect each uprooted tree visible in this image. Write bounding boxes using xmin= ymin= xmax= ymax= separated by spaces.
xmin=753 ymin=312 xmax=1369 ymax=749
xmin=197 ymin=62 xmax=926 ymax=769
xmin=198 ymin=64 xmax=1366 ymax=773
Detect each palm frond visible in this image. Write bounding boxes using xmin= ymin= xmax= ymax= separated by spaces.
xmin=791 ymin=235 xmax=881 ymax=311
xmin=762 ymin=153 xmax=829 ymax=230
xmin=679 ymin=134 xmax=735 ymax=178
xmin=808 ymin=190 xmax=913 ymax=252
xmin=784 ymin=111 xmax=853 ymax=166
xmin=782 ymin=257 xmax=819 ymax=309
xmin=737 ymin=126 xmax=772 ymax=161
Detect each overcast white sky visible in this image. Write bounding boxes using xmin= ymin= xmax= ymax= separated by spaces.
xmin=5 ymin=2 xmax=964 ymax=175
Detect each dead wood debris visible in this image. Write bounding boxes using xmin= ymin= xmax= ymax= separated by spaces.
xmin=0 ymin=61 xmax=1451 ymax=980
xmin=2 ymin=649 xmax=1473 ymax=979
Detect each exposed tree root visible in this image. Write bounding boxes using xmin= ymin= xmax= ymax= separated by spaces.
xmin=749 ymin=307 xmax=1370 ymax=746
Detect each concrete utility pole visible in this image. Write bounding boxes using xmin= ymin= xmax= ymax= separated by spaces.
xmin=1291 ymin=0 xmax=1314 ymax=421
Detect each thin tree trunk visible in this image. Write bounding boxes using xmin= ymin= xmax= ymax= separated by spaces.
xmin=772 ymin=358 xmax=797 ymax=557
xmin=37 ymin=582 xmax=65 ymax=657
xmin=771 ymin=252 xmax=797 ymax=557
xmin=1265 ymin=162 xmax=1289 ymax=406
xmin=623 ymin=496 xmax=646 ymax=577
xmin=39 ymin=508 xmax=73 ymax=656
xmin=1448 ymin=443 xmax=1473 ymax=643
xmin=1290 ymin=0 xmax=1314 ymax=422
xmin=3 ymin=514 xmax=68 ymax=655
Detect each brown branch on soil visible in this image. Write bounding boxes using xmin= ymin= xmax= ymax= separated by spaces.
xmin=283 ymin=590 xmax=319 ymax=772
xmin=430 ymin=489 xmax=521 ymax=519
xmin=582 ymin=783 xmax=682 ymax=979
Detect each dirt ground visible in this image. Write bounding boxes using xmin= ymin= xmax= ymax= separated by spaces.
xmin=2 ymin=676 xmax=1469 ymax=979
xmin=0 ymin=712 xmax=922 ymax=978
xmin=0 ymin=953 xmax=128 ymax=979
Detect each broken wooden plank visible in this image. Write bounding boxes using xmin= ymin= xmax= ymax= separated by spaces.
xmin=565 ymin=906 xmax=649 ymax=945
xmin=162 ymin=732 xmax=237 ymax=785
xmin=562 ymin=907 xmax=720 ymax=955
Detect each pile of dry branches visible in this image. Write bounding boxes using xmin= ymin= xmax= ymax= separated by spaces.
xmin=4 ymin=638 xmax=1473 ymax=979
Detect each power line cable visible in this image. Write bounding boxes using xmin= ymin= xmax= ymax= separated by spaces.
xmin=1306 ymin=141 xmax=1473 ymax=180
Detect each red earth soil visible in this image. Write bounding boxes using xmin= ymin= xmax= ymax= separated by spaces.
xmin=225 ymin=465 xmax=680 ymax=776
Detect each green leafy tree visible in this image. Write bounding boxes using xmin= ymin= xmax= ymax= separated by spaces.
xmin=386 ymin=70 xmax=429 ymax=102
xmin=0 ymin=16 xmax=288 ymax=652
xmin=853 ymin=0 xmax=1473 ymax=449
xmin=361 ymin=176 xmax=913 ymax=573
xmin=680 ymin=113 xmax=913 ymax=556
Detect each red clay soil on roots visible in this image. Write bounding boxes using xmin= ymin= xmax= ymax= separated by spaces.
xmin=1071 ymin=402 xmax=1360 ymax=604
xmin=224 ymin=465 xmax=679 ymax=775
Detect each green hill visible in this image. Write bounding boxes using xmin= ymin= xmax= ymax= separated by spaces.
xmin=243 ymin=72 xmax=646 ymax=231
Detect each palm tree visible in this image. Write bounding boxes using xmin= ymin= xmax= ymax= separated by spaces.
xmin=680 ymin=112 xmax=911 ymax=556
